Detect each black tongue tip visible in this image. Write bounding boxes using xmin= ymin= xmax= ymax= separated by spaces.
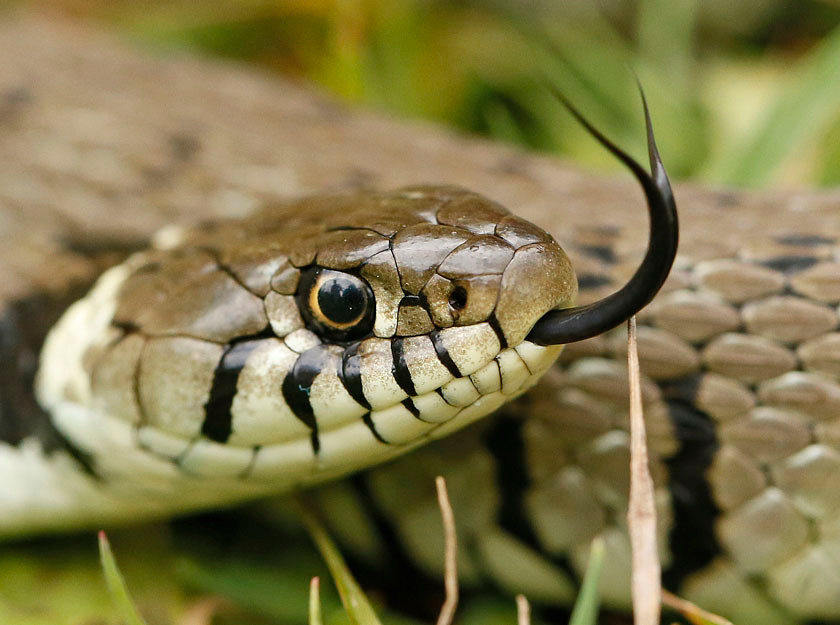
xmin=526 ymin=84 xmax=678 ymax=346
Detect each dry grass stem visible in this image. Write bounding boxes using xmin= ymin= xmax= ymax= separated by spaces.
xmin=435 ymin=476 xmax=459 ymax=625
xmin=516 ymin=594 xmax=531 ymax=625
xmin=626 ymin=317 xmax=662 ymax=625
xmin=662 ymin=590 xmax=734 ymax=625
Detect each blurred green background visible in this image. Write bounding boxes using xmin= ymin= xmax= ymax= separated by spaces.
xmin=10 ymin=0 xmax=840 ymax=187
xmin=2 ymin=2 xmax=840 ymax=624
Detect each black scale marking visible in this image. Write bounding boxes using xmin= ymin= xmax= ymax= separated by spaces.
xmin=390 ymin=337 xmax=417 ymax=397
xmin=338 ymin=342 xmax=371 ymax=410
xmin=202 ymin=339 xmax=264 ymax=443
xmin=283 ymin=342 xmax=392 ymax=451
xmin=429 ymin=330 xmax=461 ymax=378
xmin=487 ymin=314 xmax=508 ymax=349
xmin=281 ymin=344 xmax=339 ymax=454
xmin=401 ymin=397 xmax=421 ymax=418
xmin=362 ymin=412 xmax=388 ymax=444
xmin=337 ymin=342 xmax=389 ymax=444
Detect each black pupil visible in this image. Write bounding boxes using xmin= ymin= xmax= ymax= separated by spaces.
xmin=317 ymin=276 xmax=366 ymax=325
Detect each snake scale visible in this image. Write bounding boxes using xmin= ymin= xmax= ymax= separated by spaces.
xmin=4 ymin=15 xmax=840 ymax=625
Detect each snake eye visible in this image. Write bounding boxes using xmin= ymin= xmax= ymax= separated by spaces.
xmin=299 ymin=268 xmax=375 ymax=340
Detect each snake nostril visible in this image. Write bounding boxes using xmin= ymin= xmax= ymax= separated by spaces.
xmin=449 ymin=286 xmax=468 ymax=311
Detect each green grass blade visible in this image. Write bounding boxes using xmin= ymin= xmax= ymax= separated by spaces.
xmin=568 ymin=537 xmax=605 ymax=625
xmin=310 ymin=577 xmax=323 ymax=625
xmin=295 ymin=496 xmax=383 ymax=625
xmin=97 ymin=531 xmax=148 ymax=625
xmin=637 ymin=0 xmax=698 ymax=84
xmin=706 ymin=21 xmax=840 ymax=186
xmin=176 ymin=555 xmax=332 ymax=622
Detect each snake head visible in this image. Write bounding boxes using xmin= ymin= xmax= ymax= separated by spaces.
xmin=35 ymin=185 xmax=575 ymax=505
xmin=35 ymin=91 xmax=676 ymax=522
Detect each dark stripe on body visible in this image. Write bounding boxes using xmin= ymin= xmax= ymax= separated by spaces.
xmin=390 ymin=338 xmax=417 ymax=396
xmin=0 ymin=294 xmax=85 ymax=448
xmin=482 ymin=375 xmax=722 ymax=595
xmin=660 ymin=392 xmax=722 ymax=591
xmin=430 ymin=331 xmax=461 ymax=378
xmin=775 ymin=234 xmax=835 ymax=247
xmin=0 ymin=256 xmax=150 ymax=476
xmin=576 ymin=273 xmax=612 ymax=290
xmin=399 ymin=294 xmax=423 ymax=306
xmin=202 ymin=338 xmax=266 ymax=442
xmin=347 ymin=475 xmax=446 ymax=620
xmin=760 ymin=255 xmax=818 ymax=273
xmin=578 ymin=244 xmax=617 ymax=264
xmin=483 ymin=412 xmax=579 ymax=584
xmin=281 ymin=344 xmax=339 ymax=454
xmin=0 ymin=292 xmax=98 ymax=477
xmin=484 ymin=415 xmax=541 ymax=547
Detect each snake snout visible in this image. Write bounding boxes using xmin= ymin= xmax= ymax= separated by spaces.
xmin=380 ymin=189 xmax=577 ymax=349
xmin=416 ymin=229 xmax=576 ymax=348
xmin=493 ymin=238 xmax=577 ymax=347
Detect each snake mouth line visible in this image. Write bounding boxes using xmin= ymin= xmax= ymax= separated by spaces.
xmin=43 ymin=339 xmax=561 ymax=513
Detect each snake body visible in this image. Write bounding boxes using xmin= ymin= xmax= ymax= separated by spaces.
xmin=343 ymin=238 xmax=840 ymax=624
xmin=4 ymin=16 xmax=840 ymax=625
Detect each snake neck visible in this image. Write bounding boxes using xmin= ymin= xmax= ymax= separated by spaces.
xmin=0 ymin=241 xmax=139 ymax=460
